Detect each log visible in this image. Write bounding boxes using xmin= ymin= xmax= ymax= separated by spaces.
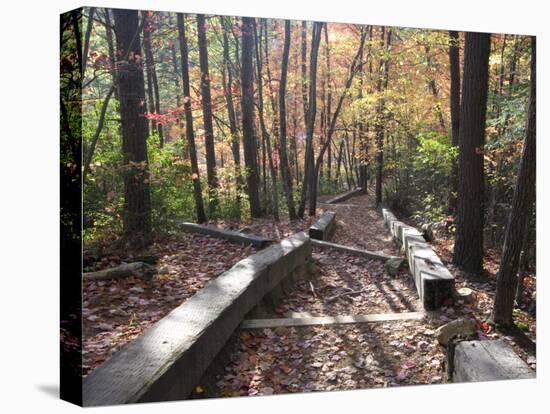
xmin=309 ymin=212 xmax=336 ymax=241
xmin=324 ymin=187 xmax=363 ymax=204
xmin=179 ymin=222 xmax=273 ymax=247
xmin=83 ymin=262 xmax=155 ymax=281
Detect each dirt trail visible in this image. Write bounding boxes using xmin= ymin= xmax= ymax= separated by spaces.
xmin=198 ymin=193 xmax=447 ymax=399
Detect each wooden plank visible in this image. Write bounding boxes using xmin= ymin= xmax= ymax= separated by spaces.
xmin=318 ymin=202 xmax=360 ymax=208
xmin=309 ymin=211 xmax=336 ymax=241
xmin=310 ymin=238 xmax=398 ymax=261
xmin=241 ymin=311 xmax=425 ymax=329
xmin=453 ymin=340 xmax=535 ymax=382
xmin=179 ymin=222 xmax=273 ymax=247
xmin=325 ymin=187 xmax=364 ymax=204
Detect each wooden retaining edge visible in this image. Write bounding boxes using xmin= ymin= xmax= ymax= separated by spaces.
xmin=381 ymin=207 xmax=454 ymax=310
xmin=317 ymin=202 xmax=359 ymax=208
xmin=325 ymin=187 xmax=364 ymax=204
xmin=82 ymin=232 xmax=311 ymax=406
xmin=452 ymin=340 xmax=535 ymax=382
xmin=309 ymin=211 xmax=336 ymax=241
xmin=179 ymin=222 xmax=273 ymax=247
xmin=310 ymin=238 xmax=398 ymax=261
xmin=241 ymin=311 xmax=426 ymax=329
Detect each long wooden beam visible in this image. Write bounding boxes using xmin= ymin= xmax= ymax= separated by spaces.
xmin=310 ymin=238 xmax=399 ymax=261
xmin=179 ymin=222 xmax=273 ymax=247
xmin=241 ymin=311 xmax=426 ymax=329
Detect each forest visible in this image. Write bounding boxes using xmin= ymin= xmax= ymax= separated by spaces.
xmin=60 ymin=7 xmax=536 ymax=401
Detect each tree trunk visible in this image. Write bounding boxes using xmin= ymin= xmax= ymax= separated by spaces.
xmin=492 ymin=37 xmax=536 ymax=326
xmin=452 ymin=32 xmax=491 ymax=274
xmin=448 ymin=30 xmax=461 ymax=215
xmin=142 ymin=11 xmax=164 ymax=146
xmin=177 ymin=13 xmax=207 ymax=223
xmin=221 ymin=17 xmax=243 ymax=211
xmin=375 ymin=27 xmax=392 ymax=206
xmin=113 ymin=9 xmax=152 ymax=246
xmin=515 ymin=207 xmax=532 ymax=305
xmin=309 ymin=28 xmax=368 ymax=214
xmin=103 ymin=9 xmax=119 ymax=100
xmin=254 ymin=20 xmax=279 ymax=220
xmin=425 ymin=44 xmax=446 ymax=130
xmin=298 ymin=21 xmax=323 ymax=218
xmin=278 ymin=20 xmax=297 ymax=219
xmin=197 ymin=14 xmax=219 ymax=214
xmin=82 ymin=7 xmax=95 ymax=78
xmin=241 ymin=17 xmax=262 ymax=217
xmin=301 ymin=21 xmax=309 ymax=122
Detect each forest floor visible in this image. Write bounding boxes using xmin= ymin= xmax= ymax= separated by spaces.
xmin=82 ymin=189 xmax=536 ymax=393
xmin=197 ymin=193 xmax=447 ymax=397
xmin=82 ymin=234 xmax=258 ymax=375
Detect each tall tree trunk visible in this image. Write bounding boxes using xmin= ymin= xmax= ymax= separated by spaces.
xmin=81 ymin=7 xmax=95 ymax=78
xmin=298 ymin=21 xmax=323 ymax=218
xmin=300 ymin=21 xmax=309 ymax=122
xmin=142 ymin=11 xmax=164 ymax=146
xmin=448 ymin=30 xmax=461 ymax=215
xmin=323 ymin=24 xmax=332 ymax=185
xmin=425 ymin=44 xmax=446 ymax=129
xmin=375 ymin=27 xmax=392 ymax=206
xmin=113 ymin=9 xmax=152 ymax=247
xmin=103 ymin=9 xmax=118 ymax=100
xmin=254 ymin=21 xmax=279 ymax=220
xmin=241 ymin=17 xmax=262 ymax=217
xmin=308 ymin=28 xmax=368 ymax=214
xmin=492 ymin=37 xmax=536 ymax=326
xmin=452 ymin=32 xmax=491 ymax=274
xmin=278 ymin=20 xmax=297 ymax=219
xmin=197 ymin=14 xmax=219 ymax=214
xmin=515 ymin=205 xmax=532 ymax=304
xmin=177 ymin=13 xmax=207 ymax=223
xmin=221 ymin=17 xmax=243 ymax=211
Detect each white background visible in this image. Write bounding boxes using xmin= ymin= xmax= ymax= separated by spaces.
xmin=0 ymin=0 xmax=547 ymax=412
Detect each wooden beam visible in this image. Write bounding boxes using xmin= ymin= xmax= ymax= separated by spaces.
xmin=241 ymin=311 xmax=426 ymax=329
xmin=311 ymin=238 xmax=398 ymax=261
xmin=309 ymin=211 xmax=336 ymax=241
xmin=318 ymin=202 xmax=360 ymax=208
xmin=179 ymin=222 xmax=273 ymax=247
xmin=325 ymin=187 xmax=363 ymax=204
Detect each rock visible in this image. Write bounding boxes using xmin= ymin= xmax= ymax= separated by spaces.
xmin=384 ymin=257 xmax=404 ymax=276
xmin=436 ymin=318 xmax=478 ymax=346
xmin=421 ymin=223 xmax=434 ymax=242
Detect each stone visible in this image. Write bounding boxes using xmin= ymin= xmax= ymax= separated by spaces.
xmin=436 ymin=318 xmax=478 ymax=346
xmin=421 ymin=223 xmax=434 ymax=242
xmin=384 ymin=257 xmax=404 ymax=276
